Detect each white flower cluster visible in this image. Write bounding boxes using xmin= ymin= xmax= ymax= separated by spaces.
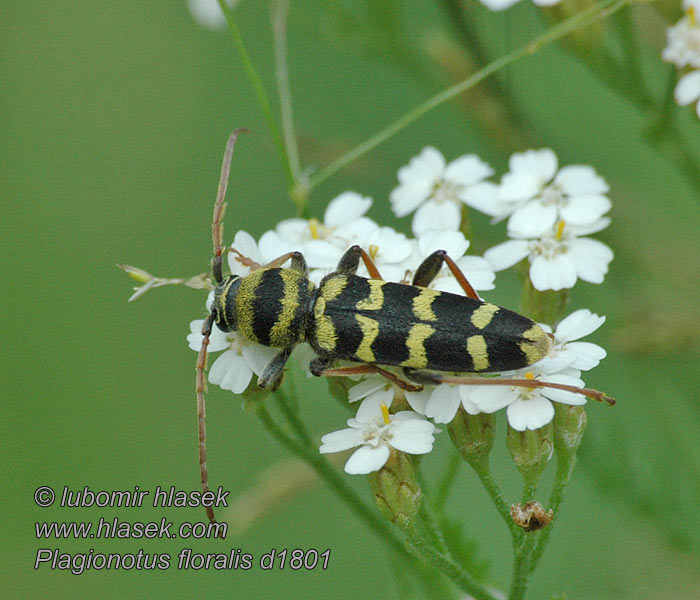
xmin=392 ymin=146 xmax=613 ymax=292
xmin=663 ymin=0 xmax=700 ymax=118
xmin=187 ymin=144 xmax=611 ymax=475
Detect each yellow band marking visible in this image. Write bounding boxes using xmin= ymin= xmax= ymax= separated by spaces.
xmin=269 ymin=273 xmax=300 ymax=347
xmin=467 ymin=335 xmax=490 ymax=371
xmin=412 ymin=287 xmax=439 ymax=321
xmin=320 ymin=274 xmax=348 ymax=302
xmin=235 ymin=268 xmax=266 ymax=343
xmin=356 ymin=279 xmax=385 ymax=310
xmin=355 ymin=314 xmax=379 ymax=362
xmin=520 ymin=324 xmax=551 ymax=366
xmin=313 ymin=297 xmax=337 ymax=352
xmin=470 ymin=303 xmax=499 ymax=330
xmin=401 ymin=323 xmax=436 ymax=369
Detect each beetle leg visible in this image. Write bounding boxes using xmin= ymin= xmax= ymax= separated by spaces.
xmin=404 ymin=369 xmax=615 ymax=405
xmin=258 ymin=347 xmax=293 ymax=389
xmin=335 ymin=245 xmax=383 ymax=280
xmin=412 ymin=250 xmax=479 ymax=300
xmin=263 ymin=251 xmax=308 ymax=274
xmin=310 ymin=359 xmax=422 ymax=392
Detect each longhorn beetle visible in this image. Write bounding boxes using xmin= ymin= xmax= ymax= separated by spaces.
xmin=196 ymin=131 xmax=615 ymax=525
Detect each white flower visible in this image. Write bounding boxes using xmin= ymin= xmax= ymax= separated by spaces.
xmin=484 ymin=220 xmax=613 ymax=291
xmin=662 ymin=10 xmax=700 ymax=70
xmin=319 ymin=395 xmax=440 ymax=474
xmin=405 ymin=230 xmax=496 ymax=293
xmin=390 ymin=147 xmax=494 ymax=237
xmin=187 ymin=0 xmax=239 ymax=29
xmin=228 ymin=229 xmax=291 ymax=276
xmin=469 ymin=366 xmax=587 ymax=431
xmin=674 ymin=70 xmax=700 ymax=118
xmin=498 ymin=149 xmax=610 ymax=239
xmin=478 ymin=0 xmax=560 ymax=11
xmin=539 ymin=309 xmax=607 ymax=371
xmin=412 ymin=384 xmax=483 ymax=425
xmin=187 ymin=319 xmax=278 ymax=394
xmin=261 ymin=191 xmax=377 ymax=272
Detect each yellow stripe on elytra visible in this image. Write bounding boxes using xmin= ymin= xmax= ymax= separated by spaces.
xmin=355 ymin=314 xmax=379 ymax=362
xmin=320 ymin=274 xmax=348 ymax=302
xmin=467 ymin=335 xmax=490 ymax=371
xmin=401 ymin=323 xmax=436 ymax=368
xmin=235 ymin=269 xmax=267 ymax=342
xmin=313 ymin=297 xmax=337 ymax=352
xmin=412 ymin=287 xmax=440 ymax=321
xmin=356 ymin=279 xmax=385 ymax=310
xmin=269 ymin=273 xmax=300 ymax=347
xmin=520 ymin=324 xmax=551 ymax=365
xmin=470 ymin=303 xmax=499 ymax=330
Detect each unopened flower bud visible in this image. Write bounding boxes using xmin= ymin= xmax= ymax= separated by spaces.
xmin=448 ymin=409 xmax=495 ymax=468
xmin=368 ymin=450 xmax=421 ymax=530
xmin=553 ymin=404 xmax=587 ymax=456
xmin=506 ymin=423 xmax=554 ymax=490
xmin=118 ymin=264 xmax=153 ymax=284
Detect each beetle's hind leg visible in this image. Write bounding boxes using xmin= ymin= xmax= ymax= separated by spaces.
xmin=412 ymin=250 xmax=479 ymax=300
xmin=310 ymin=358 xmax=422 ymax=392
xmin=335 ymin=245 xmax=384 ymax=279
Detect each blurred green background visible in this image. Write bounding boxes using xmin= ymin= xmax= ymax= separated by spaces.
xmin=3 ymin=1 xmax=699 ymax=598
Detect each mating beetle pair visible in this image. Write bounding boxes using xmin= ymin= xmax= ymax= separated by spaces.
xmin=195 ymin=131 xmax=613 ymax=525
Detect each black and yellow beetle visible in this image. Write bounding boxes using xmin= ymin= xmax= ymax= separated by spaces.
xmin=195 ymin=131 xmax=613 ymax=525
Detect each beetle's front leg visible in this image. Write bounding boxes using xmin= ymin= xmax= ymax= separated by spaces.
xmin=335 ymin=245 xmax=384 ymax=279
xmin=258 ymin=347 xmax=293 ymax=389
xmin=412 ymin=250 xmax=480 ymax=300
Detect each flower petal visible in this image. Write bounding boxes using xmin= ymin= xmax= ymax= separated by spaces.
xmin=560 ymin=194 xmax=611 ymax=225
xmin=210 ymin=351 xmax=253 ymax=393
xmin=507 ymin=201 xmax=558 ymax=238
xmin=556 ymin=309 xmax=605 ymax=342
xmin=484 ymin=240 xmax=530 ymax=271
xmin=444 ymin=154 xmax=493 ymax=186
xmin=324 ymin=191 xmax=372 ymax=227
xmin=412 ymin=200 xmax=461 ymax=237
xmin=675 ymin=71 xmax=700 ymax=106
xmin=424 ymin=385 xmax=462 ymax=424
xmin=320 ymin=427 xmax=363 ymax=453
xmin=529 ymin=254 xmax=577 ymax=291
xmin=344 ymin=445 xmax=391 ymax=474
xmin=506 ymin=396 xmax=555 ymax=431
xmin=554 ymin=165 xmax=609 ymax=195
xmin=567 ymin=238 xmax=614 ymax=284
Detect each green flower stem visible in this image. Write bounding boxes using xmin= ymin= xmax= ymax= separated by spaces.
xmin=508 ymin=533 xmax=537 ymax=600
xmin=471 ymin=458 xmax=522 ymax=541
xmin=528 ymin=447 xmax=577 ymax=573
xmin=434 ymin=453 xmax=461 ymax=512
xmin=305 ymin=0 xmax=630 ymax=192
xmin=272 ymin=388 xmax=314 ymax=447
xmin=272 ymin=0 xmax=308 ymax=214
xmin=405 ymin=524 xmax=499 ymax=600
xmin=218 ymin=0 xmax=295 ymax=191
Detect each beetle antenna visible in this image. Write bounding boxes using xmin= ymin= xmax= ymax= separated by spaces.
xmin=437 ymin=375 xmax=616 ymax=406
xmin=212 ymin=128 xmax=247 ymax=284
xmin=195 ymin=129 xmax=247 ymax=531
xmin=196 ymin=313 xmax=217 ymax=525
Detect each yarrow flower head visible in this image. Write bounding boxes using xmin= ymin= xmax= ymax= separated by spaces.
xmin=319 ymin=394 xmax=440 ymax=474
xmin=496 ymin=148 xmax=611 ymax=239
xmin=390 ymin=146 xmax=495 ymax=237
xmin=662 ymin=1 xmax=700 ymax=117
xmin=484 ymin=219 xmax=613 ymax=292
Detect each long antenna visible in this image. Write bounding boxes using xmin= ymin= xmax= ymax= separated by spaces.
xmin=197 ymin=129 xmax=247 ymax=527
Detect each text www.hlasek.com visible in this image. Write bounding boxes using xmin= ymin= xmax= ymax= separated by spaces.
xmin=35 ymin=518 xmax=226 ymax=540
